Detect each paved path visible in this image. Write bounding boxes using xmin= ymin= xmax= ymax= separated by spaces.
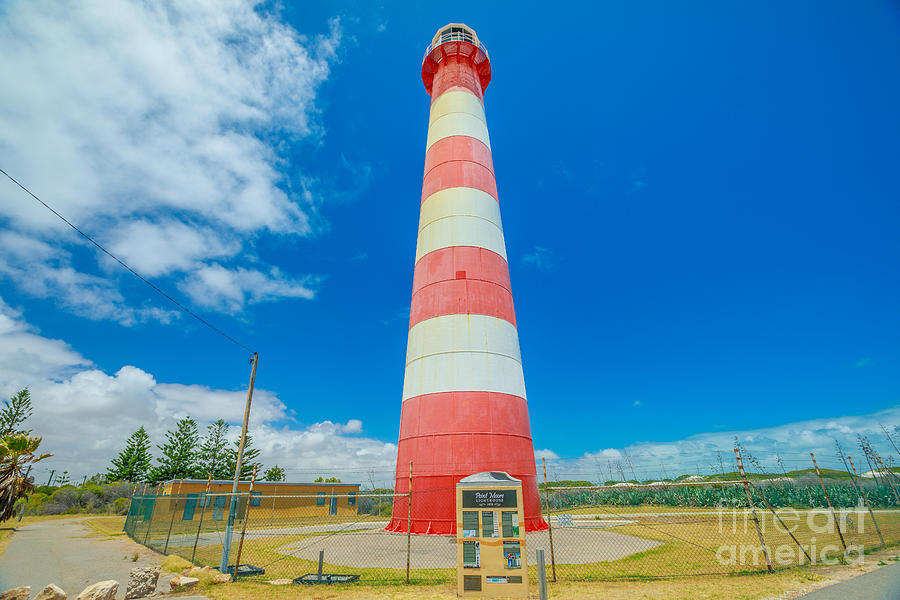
xmin=277 ymin=528 xmax=662 ymax=568
xmin=0 ymin=518 xmax=162 ymax=598
xmin=799 ymin=561 xmax=900 ymax=599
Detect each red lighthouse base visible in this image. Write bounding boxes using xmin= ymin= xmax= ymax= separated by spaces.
xmin=385 ymin=473 xmax=548 ymax=535
xmin=385 ymin=393 xmax=548 ymax=535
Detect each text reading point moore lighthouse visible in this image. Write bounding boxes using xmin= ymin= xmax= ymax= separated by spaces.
xmin=386 ymin=23 xmax=547 ymax=535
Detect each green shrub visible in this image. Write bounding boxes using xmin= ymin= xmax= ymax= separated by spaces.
xmin=112 ymin=497 xmax=130 ymax=515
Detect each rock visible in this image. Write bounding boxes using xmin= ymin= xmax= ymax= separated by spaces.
xmin=0 ymin=587 xmax=31 ymax=600
xmin=125 ymin=567 xmax=160 ymax=599
xmin=266 ymin=579 xmax=292 ymax=585
xmin=75 ymin=581 xmax=118 ymax=600
xmin=35 ymin=584 xmax=66 ymax=600
xmin=180 ymin=568 xmax=192 ymax=576
xmin=200 ymin=566 xmax=211 ymax=574
xmin=212 ymin=573 xmax=231 ymax=584
xmin=168 ymin=577 xmax=198 ymax=592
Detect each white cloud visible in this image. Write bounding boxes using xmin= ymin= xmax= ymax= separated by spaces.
xmin=521 ymin=246 xmax=556 ymax=270
xmin=0 ymin=297 xmax=396 ymax=481
xmin=179 ymin=264 xmax=318 ymax=313
xmin=543 ymin=408 xmax=900 ymax=482
xmin=0 ymin=0 xmax=341 ymax=321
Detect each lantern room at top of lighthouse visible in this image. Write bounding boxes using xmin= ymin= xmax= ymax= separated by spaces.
xmin=421 ymin=23 xmax=491 ymax=97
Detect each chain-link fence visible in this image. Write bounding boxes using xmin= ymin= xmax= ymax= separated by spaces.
xmin=122 ymin=475 xmax=900 ymax=586
xmin=540 ymin=479 xmax=900 ymax=580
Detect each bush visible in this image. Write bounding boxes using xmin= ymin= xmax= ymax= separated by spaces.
xmin=112 ymin=497 xmax=130 ymax=515
xmin=23 ymin=481 xmax=136 ymax=515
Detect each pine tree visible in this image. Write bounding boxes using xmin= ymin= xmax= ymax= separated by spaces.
xmin=107 ymin=426 xmax=153 ymax=483
xmin=223 ymin=433 xmax=263 ymax=480
xmin=0 ymin=388 xmax=33 ymax=436
xmin=197 ymin=419 xmax=230 ymax=479
xmin=263 ymin=465 xmax=285 ymax=482
xmin=150 ymin=417 xmax=200 ymax=483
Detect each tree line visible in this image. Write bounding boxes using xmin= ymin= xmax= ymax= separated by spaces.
xmin=107 ymin=416 xmax=286 ymax=484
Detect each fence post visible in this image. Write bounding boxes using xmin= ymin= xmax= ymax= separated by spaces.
xmin=745 ymin=478 xmax=812 ymax=563
xmin=406 ymin=460 xmax=412 ymax=584
xmin=541 ymin=458 xmax=557 ymax=582
xmin=876 ymin=456 xmax=900 ymax=505
xmin=810 ymin=452 xmax=847 ymax=551
xmin=536 ymin=548 xmax=548 ymax=600
xmin=163 ymin=495 xmax=180 ymax=555
xmin=142 ymin=490 xmax=158 ymax=546
xmin=847 ymin=456 xmax=885 ymax=548
xmin=233 ymin=466 xmax=259 ymax=577
xmin=190 ymin=474 xmax=212 ymax=565
xmin=734 ymin=449 xmax=772 ymax=572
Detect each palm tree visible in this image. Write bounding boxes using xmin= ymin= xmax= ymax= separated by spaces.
xmin=0 ymin=434 xmax=52 ymax=522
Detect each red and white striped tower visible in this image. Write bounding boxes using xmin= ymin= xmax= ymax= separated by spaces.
xmin=386 ymin=24 xmax=547 ymax=535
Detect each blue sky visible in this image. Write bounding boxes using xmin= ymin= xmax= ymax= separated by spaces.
xmin=0 ymin=1 xmax=898 ymax=481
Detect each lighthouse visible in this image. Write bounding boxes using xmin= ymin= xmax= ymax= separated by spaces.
xmin=386 ymin=23 xmax=547 ymax=535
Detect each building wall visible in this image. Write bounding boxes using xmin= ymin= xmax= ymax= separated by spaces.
xmin=158 ymin=481 xmax=362 ymax=519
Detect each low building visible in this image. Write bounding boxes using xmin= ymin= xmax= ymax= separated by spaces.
xmin=157 ymin=479 xmax=361 ymax=521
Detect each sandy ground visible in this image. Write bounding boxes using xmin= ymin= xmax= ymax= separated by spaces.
xmin=277 ymin=528 xmax=662 ymax=568
xmin=0 ymin=518 xmax=163 ymax=598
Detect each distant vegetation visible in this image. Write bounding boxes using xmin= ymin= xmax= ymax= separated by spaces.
xmin=1 ymin=389 xmax=52 ymax=522
xmin=17 ymin=477 xmax=134 ymax=516
xmin=105 ymin=417 xmax=283 ymax=485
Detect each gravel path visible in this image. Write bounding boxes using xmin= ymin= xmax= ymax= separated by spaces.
xmin=0 ymin=518 xmax=163 ymax=598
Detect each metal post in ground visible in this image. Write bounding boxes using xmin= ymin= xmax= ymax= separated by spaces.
xmin=875 ymin=455 xmax=900 ymax=505
xmin=142 ymin=489 xmax=159 ymax=546
xmin=318 ymin=550 xmax=324 ymax=579
xmin=406 ymin=460 xmax=412 ymax=584
xmin=163 ymin=495 xmax=181 ymax=555
xmin=190 ymin=474 xmax=213 ymax=564
xmin=734 ymin=449 xmax=772 ymax=572
xmin=541 ymin=458 xmax=557 ymax=582
xmin=220 ymin=352 xmax=259 ymax=574
xmin=810 ymin=452 xmax=847 ymax=551
xmin=847 ymin=456 xmax=885 ymax=548
xmin=46 ymin=469 xmax=55 ymax=486
xmin=536 ymin=548 xmax=548 ymax=600
xmin=233 ymin=466 xmax=259 ymax=577
xmin=745 ymin=479 xmax=812 ymax=563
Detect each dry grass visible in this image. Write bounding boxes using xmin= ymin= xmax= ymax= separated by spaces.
xmin=83 ymin=515 xmax=127 ymax=537
xmin=151 ymin=507 xmax=900 ymax=584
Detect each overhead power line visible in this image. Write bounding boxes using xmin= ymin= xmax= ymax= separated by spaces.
xmin=0 ymin=166 xmax=254 ymax=354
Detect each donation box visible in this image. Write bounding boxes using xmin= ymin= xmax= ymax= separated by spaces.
xmin=456 ymin=472 xmax=528 ymax=598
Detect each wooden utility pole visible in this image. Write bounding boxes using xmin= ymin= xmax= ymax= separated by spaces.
xmin=220 ymin=352 xmax=259 ymax=574
xmin=810 ymin=452 xmax=847 ymax=551
xmin=542 ymin=457 xmax=557 ymax=582
xmin=846 ymin=456 xmax=884 ymax=548
xmin=734 ymin=449 xmax=772 ymax=572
